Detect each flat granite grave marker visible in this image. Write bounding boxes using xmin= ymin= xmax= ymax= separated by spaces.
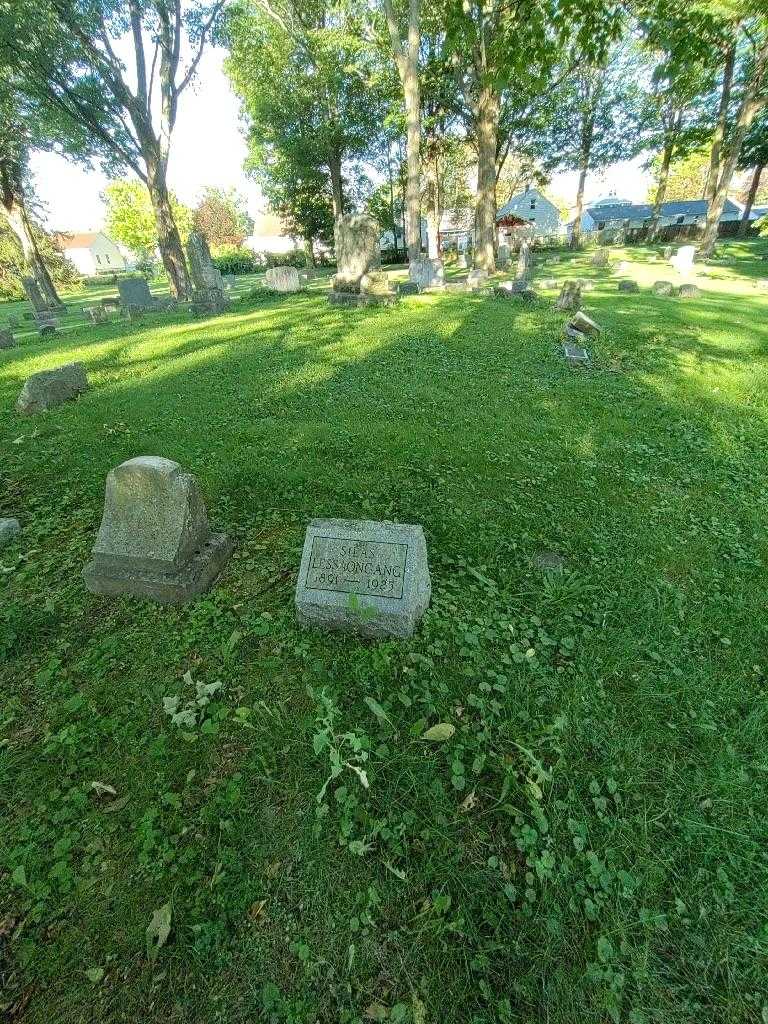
xmin=84 ymin=456 xmax=233 ymax=604
xmin=16 ymin=362 xmax=88 ymax=415
xmin=0 ymin=518 xmax=20 ymax=549
xmin=563 ymin=342 xmax=590 ymax=367
xmin=295 ymin=518 xmax=431 ymax=639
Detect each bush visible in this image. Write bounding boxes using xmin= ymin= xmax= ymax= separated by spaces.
xmin=211 ymin=245 xmax=257 ymax=275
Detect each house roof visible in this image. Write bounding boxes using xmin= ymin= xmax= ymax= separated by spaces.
xmin=56 ymin=231 xmax=101 ymax=249
xmin=586 ymin=198 xmax=741 ymax=222
xmin=750 ymin=206 xmax=768 ymax=220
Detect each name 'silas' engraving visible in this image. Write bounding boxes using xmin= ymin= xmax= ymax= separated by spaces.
xmin=305 ymin=536 xmax=407 ymax=599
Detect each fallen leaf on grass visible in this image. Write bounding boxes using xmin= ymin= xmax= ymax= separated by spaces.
xmin=85 ymin=967 xmax=104 ymax=984
xmin=248 ymin=900 xmax=268 ymax=924
xmin=90 ymin=781 xmax=117 ymax=799
xmin=145 ymin=903 xmax=172 ymax=962
xmin=264 ymin=860 xmax=282 ymax=878
xmin=364 ymin=1003 xmax=389 ymax=1021
xmin=459 ymin=790 xmax=477 ymax=812
xmin=421 ymin=723 xmax=455 ymax=742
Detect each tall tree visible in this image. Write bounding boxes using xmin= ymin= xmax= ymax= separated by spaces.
xmin=549 ymin=44 xmax=644 ymax=248
xmin=736 ymin=110 xmax=768 ymax=234
xmin=193 ymin=187 xmax=254 ymax=247
xmin=0 ymin=0 xmax=225 ymax=298
xmin=103 ymin=178 xmax=193 ymax=259
xmin=441 ymin=0 xmax=624 ymax=272
xmin=225 ymin=2 xmax=382 ymax=223
xmin=382 ymin=0 xmax=421 ymax=261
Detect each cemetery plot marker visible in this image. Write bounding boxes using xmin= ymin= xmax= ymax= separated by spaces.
xmin=295 ymin=519 xmax=431 ymax=639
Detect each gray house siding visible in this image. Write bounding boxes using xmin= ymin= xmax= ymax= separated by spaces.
xmin=496 ymin=189 xmax=561 ymax=237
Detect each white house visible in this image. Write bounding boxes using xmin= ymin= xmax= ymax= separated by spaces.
xmin=56 ymin=231 xmax=129 ymax=274
xmin=496 ymin=188 xmax=562 ymax=241
xmin=244 ymin=213 xmax=300 ymax=255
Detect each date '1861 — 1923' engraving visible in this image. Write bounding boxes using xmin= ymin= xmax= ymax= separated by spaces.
xmin=304 ymin=536 xmax=407 ymax=599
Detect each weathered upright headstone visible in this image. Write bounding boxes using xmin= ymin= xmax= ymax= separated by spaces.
xmin=466 ymin=269 xmax=489 ymax=290
xmin=16 ymin=362 xmax=88 ymax=415
xmin=118 ymin=277 xmax=154 ymax=310
xmin=457 ymin=253 xmax=468 ymax=270
xmin=409 ymin=257 xmax=444 ymax=291
xmin=670 ymin=245 xmax=696 ymax=275
xmin=563 ymin=341 xmax=590 ymax=367
xmin=516 ymin=241 xmax=532 ymax=281
xmin=333 ymin=215 xmax=381 ymax=289
xmin=22 ymin=277 xmax=49 ymax=314
xmin=295 ymin=518 xmax=431 ymax=639
xmin=591 ymin=247 xmax=610 ymax=268
xmin=677 ymin=283 xmax=700 ymax=299
xmin=653 ymin=280 xmax=674 ymax=295
xmin=618 ymin=280 xmax=639 ymax=293
xmin=0 ymin=327 xmax=16 ymax=349
xmin=84 ymin=456 xmax=233 ymax=604
xmin=555 ymin=280 xmax=582 ymax=311
xmin=187 ymin=232 xmax=229 ymax=313
xmin=497 ymin=244 xmax=510 ymax=268
xmin=265 ymin=266 xmax=301 ymax=293
xmin=360 ymin=271 xmax=395 ymax=299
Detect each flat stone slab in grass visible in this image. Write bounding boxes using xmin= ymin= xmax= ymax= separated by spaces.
xmin=678 ymin=283 xmax=700 ymax=299
xmin=16 ymin=362 xmax=88 ymax=415
xmin=618 ymin=280 xmax=639 ymax=293
xmin=84 ymin=456 xmax=233 ymax=604
xmin=265 ymin=266 xmax=301 ymax=293
xmin=533 ymin=550 xmax=565 ymax=572
xmin=398 ymin=281 xmax=420 ymax=296
xmin=295 ymin=518 xmax=431 ymax=639
xmin=563 ymin=342 xmax=589 ymax=367
xmin=653 ymin=281 xmax=674 ymax=295
xmin=0 ymin=518 xmax=20 ymax=549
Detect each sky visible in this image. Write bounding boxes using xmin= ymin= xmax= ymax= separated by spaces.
xmin=29 ymin=45 xmax=655 ymax=234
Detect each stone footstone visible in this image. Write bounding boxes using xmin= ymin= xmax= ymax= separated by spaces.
xmin=398 ymin=281 xmax=420 ymax=296
xmin=295 ymin=518 xmax=431 ymax=639
xmin=678 ymin=284 xmax=700 ymax=299
xmin=84 ymin=456 xmax=233 ymax=604
xmin=563 ymin=342 xmax=589 ymax=367
xmin=533 ymin=551 xmax=565 ymax=572
xmin=618 ymin=280 xmax=639 ymax=293
xmin=266 ymin=266 xmax=301 ymax=293
xmin=653 ymin=281 xmax=674 ymax=296
xmin=0 ymin=327 xmax=16 ymax=348
xmin=16 ymin=362 xmax=88 ymax=415
xmin=0 ymin=518 xmax=21 ymax=549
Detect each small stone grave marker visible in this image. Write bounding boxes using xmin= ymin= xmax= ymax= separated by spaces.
xmin=555 ymin=280 xmax=581 ymax=311
xmin=295 ymin=518 xmax=431 ymax=639
xmin=678 ymin=283 xmax=700 ymax=299
xmin=409 ymin=257 xmax=444 ymax=290
xmin=0 ymin=518 xmax=20 ymax=549
xmin=16 ymin=362 xmax=88 ymax=415
xmin=84 ymin=456 xmax=233 ymax=604
xmin=398 ymin=281 xmax=420 ymax=296
xmin=591 ymin=248 xmax=610 ymax=268
xmin=653 ymin=280 xmax=674 ymax=295
xmin=118 ymin=277 xmax=154 ymax=309
xmin=562 ymin=342 xmax=589 ymax=367
xmin=570 ymin=311 xmax=602 ymax=335
xmin=266 ymin=266 xmax=301 ymax=293
xmin=466 ymin=269 xmax=489 ymax=290
xmin=618 ymin=280 xmax=639 ymax=293
xmin=0 ymin=327 xmax=16 ymax=349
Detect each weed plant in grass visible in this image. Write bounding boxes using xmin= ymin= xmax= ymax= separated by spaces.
xmin=1 ymin=243 xmax=767 ymax=1023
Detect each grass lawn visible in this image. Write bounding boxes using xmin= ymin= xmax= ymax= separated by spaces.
xmin=2 ymin=242 xmax=768 ymax=1024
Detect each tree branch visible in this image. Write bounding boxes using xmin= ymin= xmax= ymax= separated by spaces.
xmin=176 ymin=0 xmax=226 ymax=96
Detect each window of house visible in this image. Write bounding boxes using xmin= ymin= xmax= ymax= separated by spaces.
xmin=597 ymin=222 xmax=606 ymax=230
xmin=104 ymin=254 xmax=111 ymax=264
xmin=530 ymin=198 xmax=536 ymax=210
xmin=95 ymin=255 xmax=101 ymax=264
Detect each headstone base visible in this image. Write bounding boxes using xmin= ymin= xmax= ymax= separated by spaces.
xmin=84 ymin=531 xmax=233 ymax=604
xmin=327 ymin=290 xmax=397 ymax=308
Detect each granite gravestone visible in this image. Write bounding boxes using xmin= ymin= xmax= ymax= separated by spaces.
xmin=563 ymin=341 xmax=590 ymax=367
xmin=22 ymin=276 xmax=59 ymax=314
xmin=333 ymin=215 xmax=381 ymax=289
xmin=0 ymin=518 xmax=20 ymax=549
xmin=0 ymin=327 xmax=16 ymax=349
xmin=678 ymin=283 xmax=700 ymax=299
xmin=84 ymin=456 xmax=233 ymax=604
xmin=266 ymin=266 xmax=301 ymax=293
xmin=555 ymin=281 xmax=581 ymax=311
xmin=618 ymin=280 xmax=639 ymax=293
xmin=409 ymin=257 xmax=444 ymax=291
xmin=118 ymin=277 xmax=154 ymax=310
xmin=466 ymin=269 xmax=489 ymax=290
xmin=516 ymin=241 xmax=532 ymax=281
xmin=591 ymin=248 xmax=610 ymax=268
xmin=16 ymin=362 xmax=88 ymax=415
xmin=653 ymin=281 xmax=674 ymax=295
xmin=295 ymin=519 xmax=431 ymax=639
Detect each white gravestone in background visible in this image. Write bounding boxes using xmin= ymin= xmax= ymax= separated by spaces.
xmin=670 ymin=245 xmax=696 ymax=275
xmin=295 ymin=518 xmax=431 ymax=639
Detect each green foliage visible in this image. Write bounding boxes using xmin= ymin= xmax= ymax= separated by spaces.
xmin=103 ymin=179 xmax=193 ymax=259
xmin=0 ymin=214 xmax=80 ymax=300
xmin=647 ymin=145 xmax=711 ymax=201
xmin=210 ymin=245 xmax=257 ymax=275
xmin=193 ymin=187 xmax=254 ymax=248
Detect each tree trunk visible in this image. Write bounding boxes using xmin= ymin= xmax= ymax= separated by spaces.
xmin=426 ymin=155 xmax=440 ymax=258
xmin=738 ymin=163 xmax=763 ymax=236
xmin=328 ymin=152 xmax=344 ymax=219
xmin=303 ymin=236 xmax=315 ymax=267
xmin=145 ymin=157 xmax=191 ymax=299
xmin=474 ymin=84 xmax=500 ymax=272
xmin=700 ymin=86 xmax=766 ymax=258
xmin=386 ymin=143 xmax=399 ymax=258
xmin=570 ymin=113 xmax=594 ymax=250
xmin=6 ymin=201 xmax=64 ymax=309
xmin=649 ymin=137 xmax=674 ymax=242
xmin=706 ymin=44 xmax=736 ymax=204
xmin=384 ymin=0 xmax=421 ymax=262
